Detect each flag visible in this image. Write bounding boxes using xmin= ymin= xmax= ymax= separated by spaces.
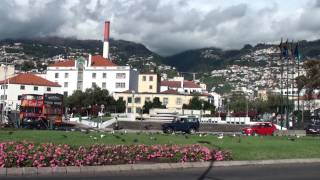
xmin=283 ymin=39 xmax=289 ymax=58
xmin=279 ymin=38 xmax=284 ymax=58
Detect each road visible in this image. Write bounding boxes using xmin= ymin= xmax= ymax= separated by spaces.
xmin=3 ymin=163 xmax=320 ymax=180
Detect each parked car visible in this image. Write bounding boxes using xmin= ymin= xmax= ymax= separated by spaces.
xmin=242 ymin=122 xmax=277 ymax=136
xmin=305 ymin=124 xmax=320 ymax=135
xmin=162 ymin=116 xmax=200 ymax=134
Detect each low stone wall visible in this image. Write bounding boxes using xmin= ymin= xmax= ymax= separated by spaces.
xmin=108 ymin=121 xmax=246 ymax=132
xmin=274 ymin=130 xmax=306 ymax=137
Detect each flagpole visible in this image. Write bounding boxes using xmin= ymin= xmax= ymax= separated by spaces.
xmin=279 ymin=38 xmax=284 ymax=129
xmin=286 ymin=40 xmax=290 ymax=129
xmin=291 ymin=41 xmax=295 ymax=128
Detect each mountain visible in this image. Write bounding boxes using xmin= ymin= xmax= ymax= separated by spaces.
xmin=0 ymin=37 xmax=163 ymax=70
xmin=163 ymin=44 xmax=273 ymax=72
xmin=163 ymin=40 xmax=320 ymax=72
xmin=2 ymin=37 xmax=320 ymax=74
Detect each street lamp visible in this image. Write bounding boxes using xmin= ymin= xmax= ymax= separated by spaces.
xmin=227 ymin=98 xmax=230 ymax=117
xmin=132 ymin=90 xmax=135 ymax=121
xmin=246 ymin=95 xmax=249 ymax=117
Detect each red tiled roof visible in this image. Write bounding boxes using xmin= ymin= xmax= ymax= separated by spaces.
xmin=298 ymin=93 xmax=320 ymax=100
xmin=160 ymin=89 xmax=181 ymax=95
xmin=201 ymin=92 xmax=213 ymax=97
xmin=49 ymin=59 xmax=75 ymax=67
xmin=91 ymin=55 xmax=117 ymax=67
xmin=161 ymin=80 xmax=201 ymax=88
xmin=0 ymin=73 xmax=61 ymax=87
xmin=48 ymin=55 xmax=117 ymax=67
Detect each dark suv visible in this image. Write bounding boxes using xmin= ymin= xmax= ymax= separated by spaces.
xmin=305 ymin=123 xmax=320 ymax=135
xmin=162 ymin=116 xmax=200 ymax=134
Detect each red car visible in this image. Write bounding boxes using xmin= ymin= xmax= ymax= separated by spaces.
xmin=242 ymin=122 xmax=277 ymax=136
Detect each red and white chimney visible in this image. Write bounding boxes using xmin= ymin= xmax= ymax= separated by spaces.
xmin=103 ymin=21 xmax=110 ymax=59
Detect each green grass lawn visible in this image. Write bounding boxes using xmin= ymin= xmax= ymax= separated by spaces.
xmin=1 ymin=129 xmax=320 ymax=160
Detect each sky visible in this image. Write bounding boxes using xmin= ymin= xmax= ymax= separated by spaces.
xmin=1 ymin=0 xmax=320 ymax=56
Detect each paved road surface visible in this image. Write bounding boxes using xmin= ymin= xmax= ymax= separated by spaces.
xmin=3 ymin=163 xmax=320 ymax=180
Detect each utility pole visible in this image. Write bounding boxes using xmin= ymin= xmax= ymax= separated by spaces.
xmin=1 ymin=55 xmax=8 ymax=125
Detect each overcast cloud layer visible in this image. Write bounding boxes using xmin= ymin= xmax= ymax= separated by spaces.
xmin=1 ymin=0 xmax=320 ymax=56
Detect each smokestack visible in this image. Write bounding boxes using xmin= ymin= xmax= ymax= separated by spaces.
xmin=88 ymin=54 xmax=92 ymax=67
xmin=103 ymin=21 xmax=110 ymax=59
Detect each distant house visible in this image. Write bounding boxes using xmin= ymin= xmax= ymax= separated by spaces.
xmin=160 ymin=77 xmax=204 ymax=94
xmin=0 ymin=73 xmax=61 ymax=110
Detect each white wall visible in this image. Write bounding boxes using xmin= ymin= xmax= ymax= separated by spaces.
xmin=46 ymin=69 xmax=78 ymax=96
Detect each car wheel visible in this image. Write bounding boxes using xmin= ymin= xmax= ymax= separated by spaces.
xmin=252 ymin=131 xmax=257 ymax=136
xmin=166 ymin=128 xmax=174 ymax=134
xmin=189 ymin=128 xmax=196 ymax=134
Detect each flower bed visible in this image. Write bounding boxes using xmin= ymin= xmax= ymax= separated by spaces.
xmin=0 ymin=141 xmax=232 ymax=167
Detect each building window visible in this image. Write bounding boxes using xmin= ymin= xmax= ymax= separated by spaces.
xmin=102 ymin=73 xmax=106 ymax=78
xmin=92 ymin=82 xmax=96 ymax=87
xmin=116 ymin=82 xmax=125 ymax=88
xmin=127 ymin=107 xmax=132 ymax=113
xmin=143 ymin=76 xmax=146 ymax=81
xmin=136 ymin=107 xmax=142 ymax=114
xmin=20 ymin=85 xmax=25 ymax=90
xmin=63 ymin=91 xmax=68 ymax=96
xmin=0 ymin=95 xmax=7 ymax=100
xmin=1 ymin=85 xmax=8 ymax=89
xmin=149 ymin=85 xmax=153 ymax=90
xmin=64 ymin=82 xmax=68 ymax=87
xmin=55 ymin=73 xmax=59 ymax=78
xmin=176 ymin=98 xmax=182 ymax=105
xmin=128 ymin=97 xmax=132 ymax=103
xmin=163 ymin=97 xmax=168 ymax=106
xmin=65 ymin=73 xmax=69 ymax=78
xmin=135 ymin=97 xmax=141 ymax=104
xmin=34 ymin=86 xmax=38 ymax=91
xmin=145 ymin=97 xmax=151 ymax=102
xmin=149 ymin=76 xmax=153 ymax=81
xmin=116 ymin=73 xmax=126 ymax=79
xmin=102 ymin=82 xmax=106 ymax=89
xmin=47 ymin=87 xmax=51 ymax=91
xmin=92 ymin=73 xmax=96 ymax=79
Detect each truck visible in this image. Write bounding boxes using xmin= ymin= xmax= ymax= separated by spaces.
xmin=19 ymin=93 xmax=64 ymax=129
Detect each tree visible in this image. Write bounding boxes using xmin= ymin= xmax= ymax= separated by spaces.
xmin=64 ymin=85 xmax=122 ymax=116
xmin=296 ymin=60 xmax=320 ymax=93
xmin=142 ymin=97 xmax=165 ymax=114
xmin=20 ymin=61 xmax=35 ymax=71
xmin=183 ymin=96 xmax=215 ymax=112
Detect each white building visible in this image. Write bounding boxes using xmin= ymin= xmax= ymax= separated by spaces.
xmin=0 ymin=64 xmax=15 ymax=81
xmin=160 ymin=77 xmax=204 ymax=94
xmin=46 ymin=55 xmax=138 ymax=96
xmin=45 ymin=21 xmax=138 ymax=96
xmin=0 ymin=73 xmax=61 ymax=110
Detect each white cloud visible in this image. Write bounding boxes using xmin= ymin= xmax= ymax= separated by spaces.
xmin=0 ymin=0 xmax=320 ymax=55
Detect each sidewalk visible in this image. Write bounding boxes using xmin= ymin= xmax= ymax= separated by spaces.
xmin=2 ymin=158 xmax=320 ymax=176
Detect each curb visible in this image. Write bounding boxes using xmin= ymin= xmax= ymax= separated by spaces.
xmin=2 ymin=158 xmax=320 ymax=176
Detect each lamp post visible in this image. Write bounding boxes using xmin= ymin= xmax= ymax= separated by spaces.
xmin=246 ymin=95 xmax=249 ymax=117
xmin=227 ymin=98 xmax=230 ymax=117
xmin=200 ymin=102 xmax=204 ymax=121
xmin=100 ymin=104 xmax=105 ymax=128
xmin=132 ymin=90 xmax=135 ymax=121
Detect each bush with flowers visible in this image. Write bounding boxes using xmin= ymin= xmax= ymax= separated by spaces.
xmin=0 ymin=141 xmax=232 ymax=167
